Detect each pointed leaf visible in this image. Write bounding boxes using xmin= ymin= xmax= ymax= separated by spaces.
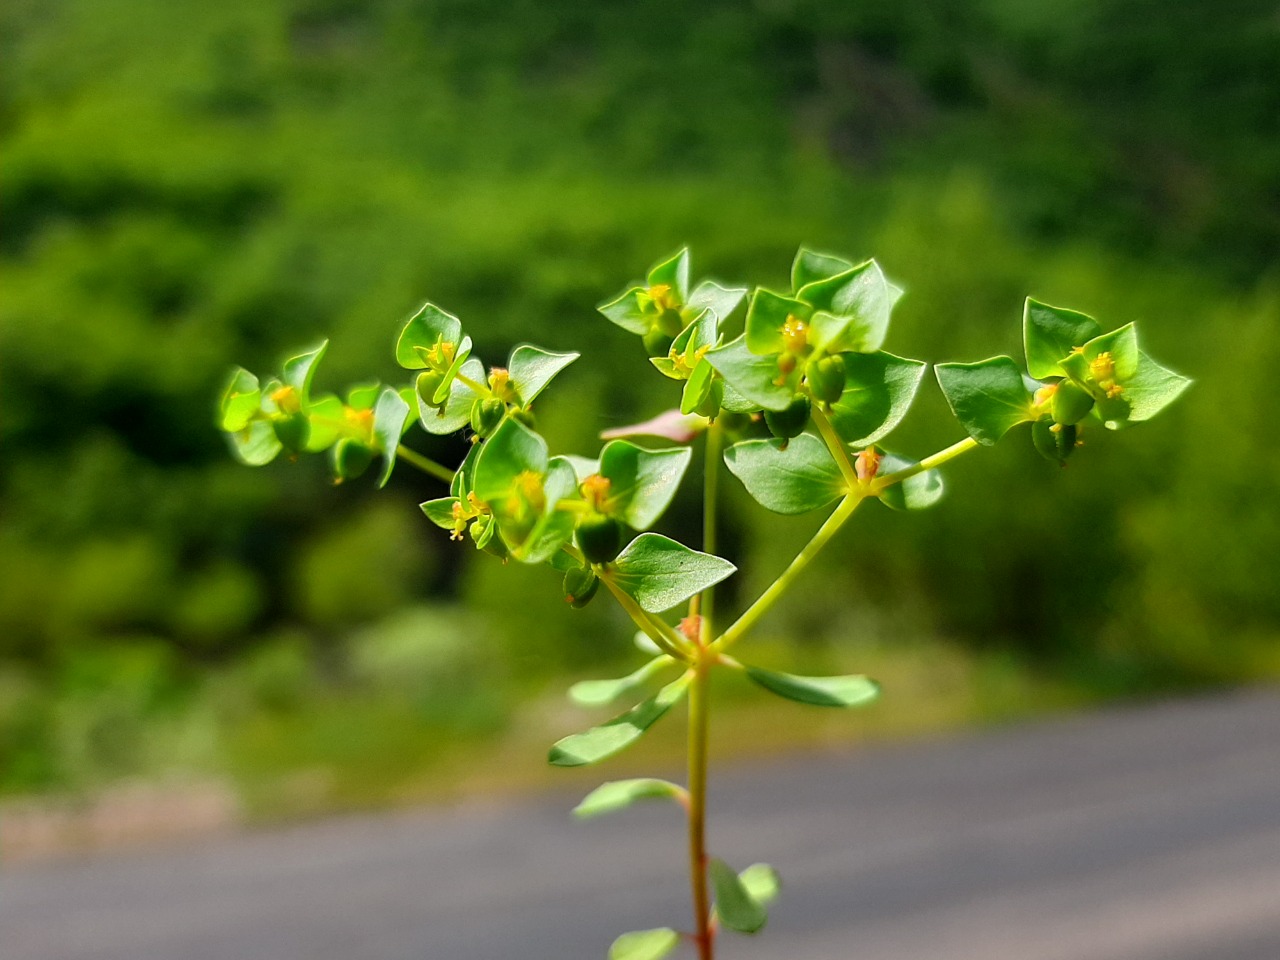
xmin=373 ymin=387 xmax=411 ymax=487
xmin=347 ymin=382 xmax=380 ymax=410
xmin=710 ymin=859 xmax=768 ymax=933
xmin=746 ymin=289 xmax=809 ymax=356
xmin=705 ymin=336 xmax=794 ymax=412
xmin=397 ymin=303 xmax=463 ymax=369
xmin=646 ymin=248 xmax=690 ymax=302
xmin=829 ymin=351 xmax=928 ymax=446
xmin=560 ymin=454 xmax=601 ymax=482
xmin=418 ymin=358 xmax=483 ymax=435
xmin=738 ymin=864 xmax=781 ymax=907
xmin=569 ymin=656 xmax=676 ymax=707
xmin=420 ymin=497 xmax=459 ymax=530
xmin=219 ymin=368 xmax=261 ymax=432
xmin=573 ymin=778 xmax=686 ymax=818
xmin=681 ymin=359 xmax=715 ymax=415
xmin=935 ymin=357 xmax=1035 ymax=445
xmin=1097 ymin=350 xmax=1192 ymax=428
xmin=548 ymin=674 xmax=692 ymax=766
xmin=599 ymin=441 xmax=693 ymax=530
xmin=609 ymin=928 xmax=680 ymax=960
xmin=745 ymin=666 xmax=879 ymax=707
xmin=791 ymin=247 xmax=855 ymax=293
xmin=797 ymin=260 xmax=900 ymax=353
xmin=450 ymin=443 xmax=482 ymax=498
xmin=610 ymin=534 xmax=736 ymax=613
xmin=303 ymin=394 xmax=345 ymax=452
xmin=473 ymin=417 xmax=549 ymax=502
xmin=876 ymin=453 xmax=945 ymax=511
xmin=723 ymin=434 xmax=845 ymax=514
xmin=282 ymin=341 xmax=328 ymax=400
xmin=599 ymin=286 xmax=650 ymax=335
xmin=1023 ymin=298 xmax=1102 ymax=379
xmin=1082 ymin=322 xmax=1140 ymax=380
xmin=507 ymin=345 xmax=579 ymax=405
xmin=687 ymin=280 xmax=747 ymax=322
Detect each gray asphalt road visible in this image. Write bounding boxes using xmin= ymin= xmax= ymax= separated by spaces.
xmin=4 ymin=689 xmax=1279 ymax=960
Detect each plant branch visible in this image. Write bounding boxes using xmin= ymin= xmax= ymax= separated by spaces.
xmin=810 ymin=403 xmax=859 ymax=492
xmin=871 ymin=436 xmax=980 ymax=491
xmin=394 ymin=444 xmax=455 ymax=484
xmin=598 ymin=573 xmax=693 ymax=662
xmin=687 ymin=653 xmax=713 ymax=959
xmin=713 ymin=493 xmax=864 ymax=652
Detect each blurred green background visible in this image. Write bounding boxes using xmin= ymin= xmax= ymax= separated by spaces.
xmin=1 ymin=0 xmax=1277 ymax=817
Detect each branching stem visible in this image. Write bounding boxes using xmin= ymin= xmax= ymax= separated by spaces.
xmin=394 ymin=444 xmax=455 ymax=484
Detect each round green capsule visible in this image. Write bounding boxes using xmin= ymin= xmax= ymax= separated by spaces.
xmin=806 ymin=355 xmax=846 ymax=405
xmin=273 ymin=412 xmax=311 ymax=453
xmin=470 ymin=397 xmax=506 ymax=438
xmin=642 ymin=329 xmax=674 ymax=358
xmin=332 ymin=437 xmax=375 ymax=480
xmin=764 ymin=395 xmax=811 ymax=441
xmin=576 ymin=513 xmax=624 ymax=565
xmin=415 ymin=370 xmax=447 ymax=409
xmin=562 ymin=566 xmax=600 ymax=608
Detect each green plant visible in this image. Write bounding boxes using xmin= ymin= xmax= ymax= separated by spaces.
xmin=219 ymin=247 xmax=1189 ymax=958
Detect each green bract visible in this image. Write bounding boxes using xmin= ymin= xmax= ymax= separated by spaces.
xmin=219 ymin=246 xmax=1190 ymax=960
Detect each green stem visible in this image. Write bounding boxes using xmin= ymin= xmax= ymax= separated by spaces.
xmin=699 ymin=421 xmax=722 ymax=633
xmin=687 ymin=652 xmax=713 ymax=960
xmin=394 ymin=444 xmax=455 ymax=484
xmin=454 ymin=371 xmax=492 ymax=398
xmin=598 ymin=574 xmax=692 ymax=662
xmin=714 ymin=493 xmax=863 ymax=653
xmin=871 ymin=436 xmax=980 ymax=491
xmin=810 ymin=403 xmax=859 ymax=492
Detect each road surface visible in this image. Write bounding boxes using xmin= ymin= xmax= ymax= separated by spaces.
xmin=3 ymin=689 xmax=1279 ymax=960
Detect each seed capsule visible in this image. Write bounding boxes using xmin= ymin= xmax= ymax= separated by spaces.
xmin=1033 ymin=419 xmax=1078 ymax=465
xmin=470 ymin=397 xmax=506 ymax=438
xmin=576 ymin=513 xmax=624 ymax=565
xmin=764 ymin=395 xmax=811 ymax=441
xmin=806 ymin=355 xmax=847 ymax=405
xmin=562 ymin=566 xmax=600 ymax=608
xmin=415 ymin=370 xmax=447 ymax=409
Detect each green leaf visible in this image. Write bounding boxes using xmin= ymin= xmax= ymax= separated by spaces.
xmin=473 ymin=417 xmax=549 ymax=502
xmin=507 ymin=457 xmax=577 ymax=564
xmin=681 ymin=359 xmax=715 ymax=415
xmin=569 ymin=656 xmax=675 ymax=707
xmin=420 ymin=497 xmax=459 ymax=530
xmin=302 ymin=394 xmax=345 ymax=452
xmin=828 ymin=351 xmax=928 ymax=446
xmin=507 ymin=345 xmax=579 ymax=405
xmin=610 ymin=534 xmax=736 ymax=613
xmin=573 ymin=778 xmax=686 ymax=818
xmin=935 ymin=357 xmax=1035 ymax=445
xmin=647 ymin=248 xmax=690 ymax=301
xmin=738 ymin=864 xmax=781 ymax=907
xmin=1023 ymin=298 xmax=1102 ymax=379
xmin=687 ymin=280 xmax=747 ymax=322
xmin=745 ymin=666 xmax=879 ymax=707
xmin=791 ymin=247 xmax=855 ymax=292
xmin=599 ymin=441 xmax=693 ymax=530
xmin=598 ymin=286 xmax=649 ymax=335
xmin=372 ymin=387 xmax=411 ymax=487
xmin=723 ymin=434 xmax=845 ymax=514
xmin=671 ymin=308 xmax=719 ymax=359
xmin=1082 ymin=322 xmax=1140 ymax=380
xmin=710 ymin=859 xmax=768 ymax=934
xmin=1098 ymin=350 xmax=1192 ymax=428
xmin=219 ymin=368 xmax=261 ymax=432
xmin=745 ymin=289 xmax=809 ymax=356
xmin=397 ymin=303 xmax=463 ymax=369
xmin=797 ymin=260 xmax=901 ymax=354
xmin=227 ymin=420 xmax=282 ymax=466
xmin=548 ymin=674 xmax=692 ymax=766
xmin=418 ymin=357 xmax=483 ymax=435
xmin=450 ymin=442 xmax=482 ymax=498
xmin=705 ymin=336 xmax=794 ymax=411
xmin=347 ymin=382 xmax=380 ymax=410
xmin=608 ymin=928 xmax=680 ymax=960
xmin=281 ymin=341 xmax=328 ymax=399
xmin=876 ymin=453 xmax=945 ymax=511
xmin=430 ymin=334 xmax=474 ymax=405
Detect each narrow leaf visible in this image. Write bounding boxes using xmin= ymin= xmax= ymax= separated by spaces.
xmin=710 ymin=858 xmax=768 ymax=933
xmin=935 ymin=357 xmax=1035 ymax=445
xmin=548 ymin=674 xmax=692 ymax=767
xmin=610 ymin=534 xmax=736 ymax=613
xmin=507 ymin=345 xmax=579 ymax=405
xmin=609 ymin=928 xmax=680 ymax=960
xmin=723 ymin=434 xmax=845 ymax=514
xmin=569 ymin=656 xmax=675 ymax=707
xmin=745 ymin=666 xmax=880 ymax=707
xmin=573 ymin=778 xmax=686 ymax=818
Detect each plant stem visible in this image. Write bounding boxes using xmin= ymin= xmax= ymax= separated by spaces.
xmin=871 ymin=436 xmax=980 ymax=491
xmin=598 ymin=574 xmax=693 ymax=662
xmin=687 ymin=651 xmax=713 ymax=959
xmin=714 ymin=493 xmax=863 ymax=652
xmin=453 ymin=371 xmax=492 ymax=398
xmin=810 ymin=403 xmax=859 ymax=492
xmin=394 ymin=444 xmax=455 ymax=483
xmin=699 ymin=421 xmax=723 ymax=630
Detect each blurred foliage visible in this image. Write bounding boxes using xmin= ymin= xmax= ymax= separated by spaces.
xmin=0 ymin=0 xmax=1277 ymax=797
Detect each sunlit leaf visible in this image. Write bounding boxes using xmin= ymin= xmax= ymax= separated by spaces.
xmin=472 ymin=417 xmax=549 ymax=502
xmin=548 ymin=674 xmax=692 ymax=766
xmin=1023 ymin=298 xmax=1102 ymax=379
xmin=646 ymin=248 xmax=690 ymax=302
xmin=744 ymin=666 xmax=880 ymax=707
xmin=687 ymin=280 xmax=747 ymax=323
xmin=418 ymin=357 xmax=483 ymax=435
xmin=569 ymin=656 xmax=676 ymax=707
xmin=738 ymin=864 xmax=781 ymax=907
xmin=573 ymin=778 xmax=686 ymax=818
xmin=609 ymin=928 xmax=680 ymax=960
xmin=710 ymin=858 xmax=767 ymax=933
xmin=303 ymin=394 xmax=345 ymax=452
xmin=610 ymin=534 xmax=736 ymax=613
xmin=745 ymin=289 xmax=809 ymax=356
xmin=829 ymin=351 xmax=928 ymax=446
xmin=935 ymin=356 xmax=1035 ymax=445
xmin=397 ymin=303 xmax=463 ymax=369
xmin=219 ymin=367 xmax=260 ymax=432
xmin=791 ymin=247 xmax=855 ymax=293
xmin=599 ymin=442 xmax=693 ymax=530
xmin=281 ymin=341 xmax=328 ymax=399
xmin=227 ymin=419 xmax=281 ymax=466
xmin=797 ymin=260 xmax=901 ymax=354
xmin=876 ymin=452 xmax=945 ymax=511
xmin=507 ymin=345 xmax=579 ymax=405
xmin=705 ymin=336 xmax=794 ymax=411
xmin=723 ymin=434 xmax=845 ymax=514
xmin=373 ymin=387 xmax=411 ymax=487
